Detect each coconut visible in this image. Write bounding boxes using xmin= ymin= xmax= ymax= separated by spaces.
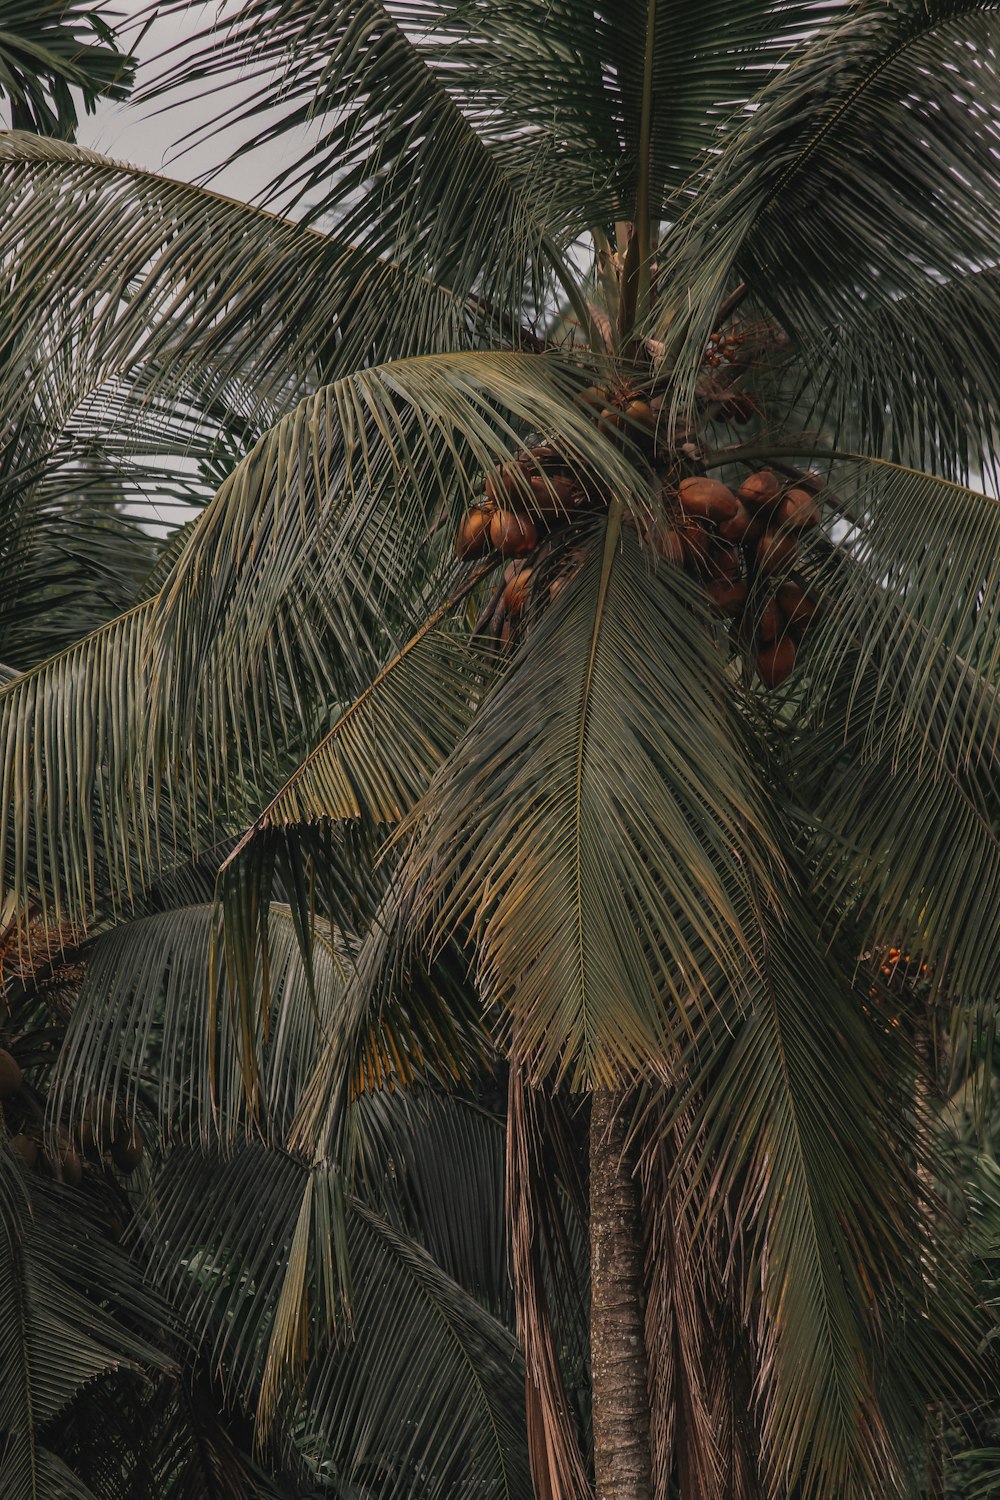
xmin=111 ymin=1124 xmax=144 ymax=1176
xmin=9 ymin=1134 xmax=37 ymax=1169
xmin=575 ymin=385 xmax=606 ymax=416
xmin=623 ymin=399 xmax=656 ymax=436
xmin=52 ymin=1129 xmax=84 ymax=1186
xmin=60 ymin=1147 xmax=84 ymax=1187
xmin=757 ymin=597 xmax=783 ymax=643
xmin=528 ymin=473 xmax=576 ymax=517
xmin=455 ymin=508 xmax=494 ymax=561
xmin=80 ymin=1095 xmax=117 ymax=1154
xmin=677 ymin=477 xmax=739 ymax=524
xmin=738 ymin=470 xmax=782 ymax=511
xmin=0 ymin=1049 xmax=23 ymax=1100
xmin=503 ymin=567 xmax=533 ymax=619
xmin=677 ymin=521 xmax=713 ymax=574
xmin=598 ymin=406 xmax=629 ymax=443
xmin=778 ymin=487 xmax=820 ymax=530
xmin=521 ymin=443 xmax=565 ymax=472
xmin=756 ymin=637 xmax=796 ymax=689
xmin=756 ymin=530 xmax=798 ymax=574
xmin=777 ymin=581 xmax=820 ymax=630
xmin=490 ymin=509 xmax=538 ymax=557
xmin=706 ymin=579 xmax=748 ymax=616
xmin=485 ymin=465 xmax=529 ymax=508
xmin=651 ymin=526 xmax=685 ymax=566
xmin=718 ymin=503 xmax=764 ymax=545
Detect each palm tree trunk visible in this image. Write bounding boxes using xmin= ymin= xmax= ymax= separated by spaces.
xmin=590 ymin=1086 xmax=654 ymax=1500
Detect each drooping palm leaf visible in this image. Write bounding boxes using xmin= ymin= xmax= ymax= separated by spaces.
xmin=0 ymin=1151 xmax=174 ymax=1500
xmin=402 ymin=521 xmax=781 ymax=1087
xmin=0 ymin=0 xmax=133 ymax=139
xmin=659 ymin=1 xmax=1000 ymax=473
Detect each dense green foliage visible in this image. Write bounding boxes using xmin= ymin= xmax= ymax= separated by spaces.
xmin=0 ymin=2 xmax=999 ymax=1497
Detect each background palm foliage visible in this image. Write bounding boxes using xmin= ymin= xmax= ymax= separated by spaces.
xmin=0 ymin=1 xmax=1000 ymax=1497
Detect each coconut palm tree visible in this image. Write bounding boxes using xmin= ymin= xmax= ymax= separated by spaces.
xmin=1 ymin=1 xmax=1000 ymax=1496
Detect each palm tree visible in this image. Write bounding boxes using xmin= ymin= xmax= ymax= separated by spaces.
xmin=1 ymin=1 xmax=1000 ymax=1496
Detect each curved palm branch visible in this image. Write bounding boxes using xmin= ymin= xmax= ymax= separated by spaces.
xmin=401 ymin=522 xmax=781 ymax=1087
xmin=658 ymin=0 xmax=1000 ymax=469
xmin=0 ymin=1 xmax=133 ymax=139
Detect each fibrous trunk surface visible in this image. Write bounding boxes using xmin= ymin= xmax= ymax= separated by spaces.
xmin=590 ymin=1086 xmax=654 ymax=1500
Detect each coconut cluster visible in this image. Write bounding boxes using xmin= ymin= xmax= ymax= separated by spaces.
xmin=651 ymin=467 xmax=823 ymax=688
xmin=2 ymin=1055 xmax=144 ymax=1185
xmin=455 ymin=389 xmax=664 ymax=646
xmin=454 ymin=375 xmax=823 ymax=686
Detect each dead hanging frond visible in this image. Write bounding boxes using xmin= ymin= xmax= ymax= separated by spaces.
xmin=641 ymin=1094 xmax=721 ymax=1500
xmin=506 ymin=1061 xmax=590 ymax=1500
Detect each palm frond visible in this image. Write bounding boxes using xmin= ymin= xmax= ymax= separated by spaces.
xmin=144 ymin=0 xmax=585 ymax=319
xmin=0 ymin=1 xmax=133 ymax=139
xmin=0 ymin=348 xmax=638 ymax=947
xmin=658 ymin=0 xmax=1000 ymax=470
xmin=148 ymin=1144 xmax=530 ymax=1499
xmin=402 ymin=522 xmax=781 ymax=1087
xmin=0 ymin=133 xmax=478 ymax=419
xmin=681 ymin=878 xmax=979 ymax=1498
xmin=0 ymin=1153 xmax=174 ymax=1500
xmin=52 ymin=903 xmax=348 ymax=1147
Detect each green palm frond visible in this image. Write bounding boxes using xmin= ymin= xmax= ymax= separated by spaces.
xmin=226 ymin=603 xmax=497 ymax=847
xmin=0 ymin=1152 xmax=174 ymax=1500
xmin=605 ymin=0 xmax=852 ymax=220
xmin=798 ymin=656 xmax=1000 ymax=1005
xmin=784 ymin=455 xmax=1000 ymax=774
xmin=52 ymin=903 xmax=348 ymax=1146
xmin=0 ymin=348 xmax=637 ymax=945
xmin=658 ymin=0 xmax=1000 ymax=466
xmin=148 ymin=1144 xmax=530 ymax=1499
xmin=682 ymin=882 xmax=977 ymax=1498
xmin=0 ymin=133 xmax=476 ymax=423
xmin=144 ymin=0 xmax=594 ymax=317
xmin=402 ymin=522 xmax=780 ymax=1087
xmin=351 ymin=1087 xmax=510 ymax=1317
xmin=0 ymin=1 xmax=133 ymax=139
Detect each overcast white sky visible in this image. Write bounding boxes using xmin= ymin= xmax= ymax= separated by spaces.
xmin=77 ymin=2 xmax=301 ymax=205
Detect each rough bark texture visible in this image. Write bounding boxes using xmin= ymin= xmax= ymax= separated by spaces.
xmin=590 ymin=1087 xmax=654 ymax=1500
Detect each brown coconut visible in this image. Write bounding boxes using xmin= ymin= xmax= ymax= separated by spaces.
xmin=757 ymin=596 xmax=783 ymax=644
xmin=718 ymin=503 xmax=764 ymax=545
xmin=575 ymin=385 xmax=606 ymax=416
xmin=490 ymin=509 xmax=538 ymax=557
xmin=738 ymin=470 xmax=782 ymax=511
xmin=9 ymin=1134 xmax=37 ymax=1169
xmin=677 ymin=477 xmax=740 ymax=524
xmin=528 ymin=473 xmax=576 ymax=517
xmin=756 ymin=530 xmax=799 ymax=574
xmin=623 ymin=399 xmax=656 ymax=437
xmin=778 ymin=487 xmax=820 ymax=530
xmin=503 ymin=567 xmax=533 ymax=619
xmin=756 ymin=637 xmax=797 ymax=689
xmin=778 ymin=581 xmax=820 ymax=630
xmin=455 ymin=508 xmax=494 ymax=560
xmin=706 ymin=579 xmax=748 ymax=616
